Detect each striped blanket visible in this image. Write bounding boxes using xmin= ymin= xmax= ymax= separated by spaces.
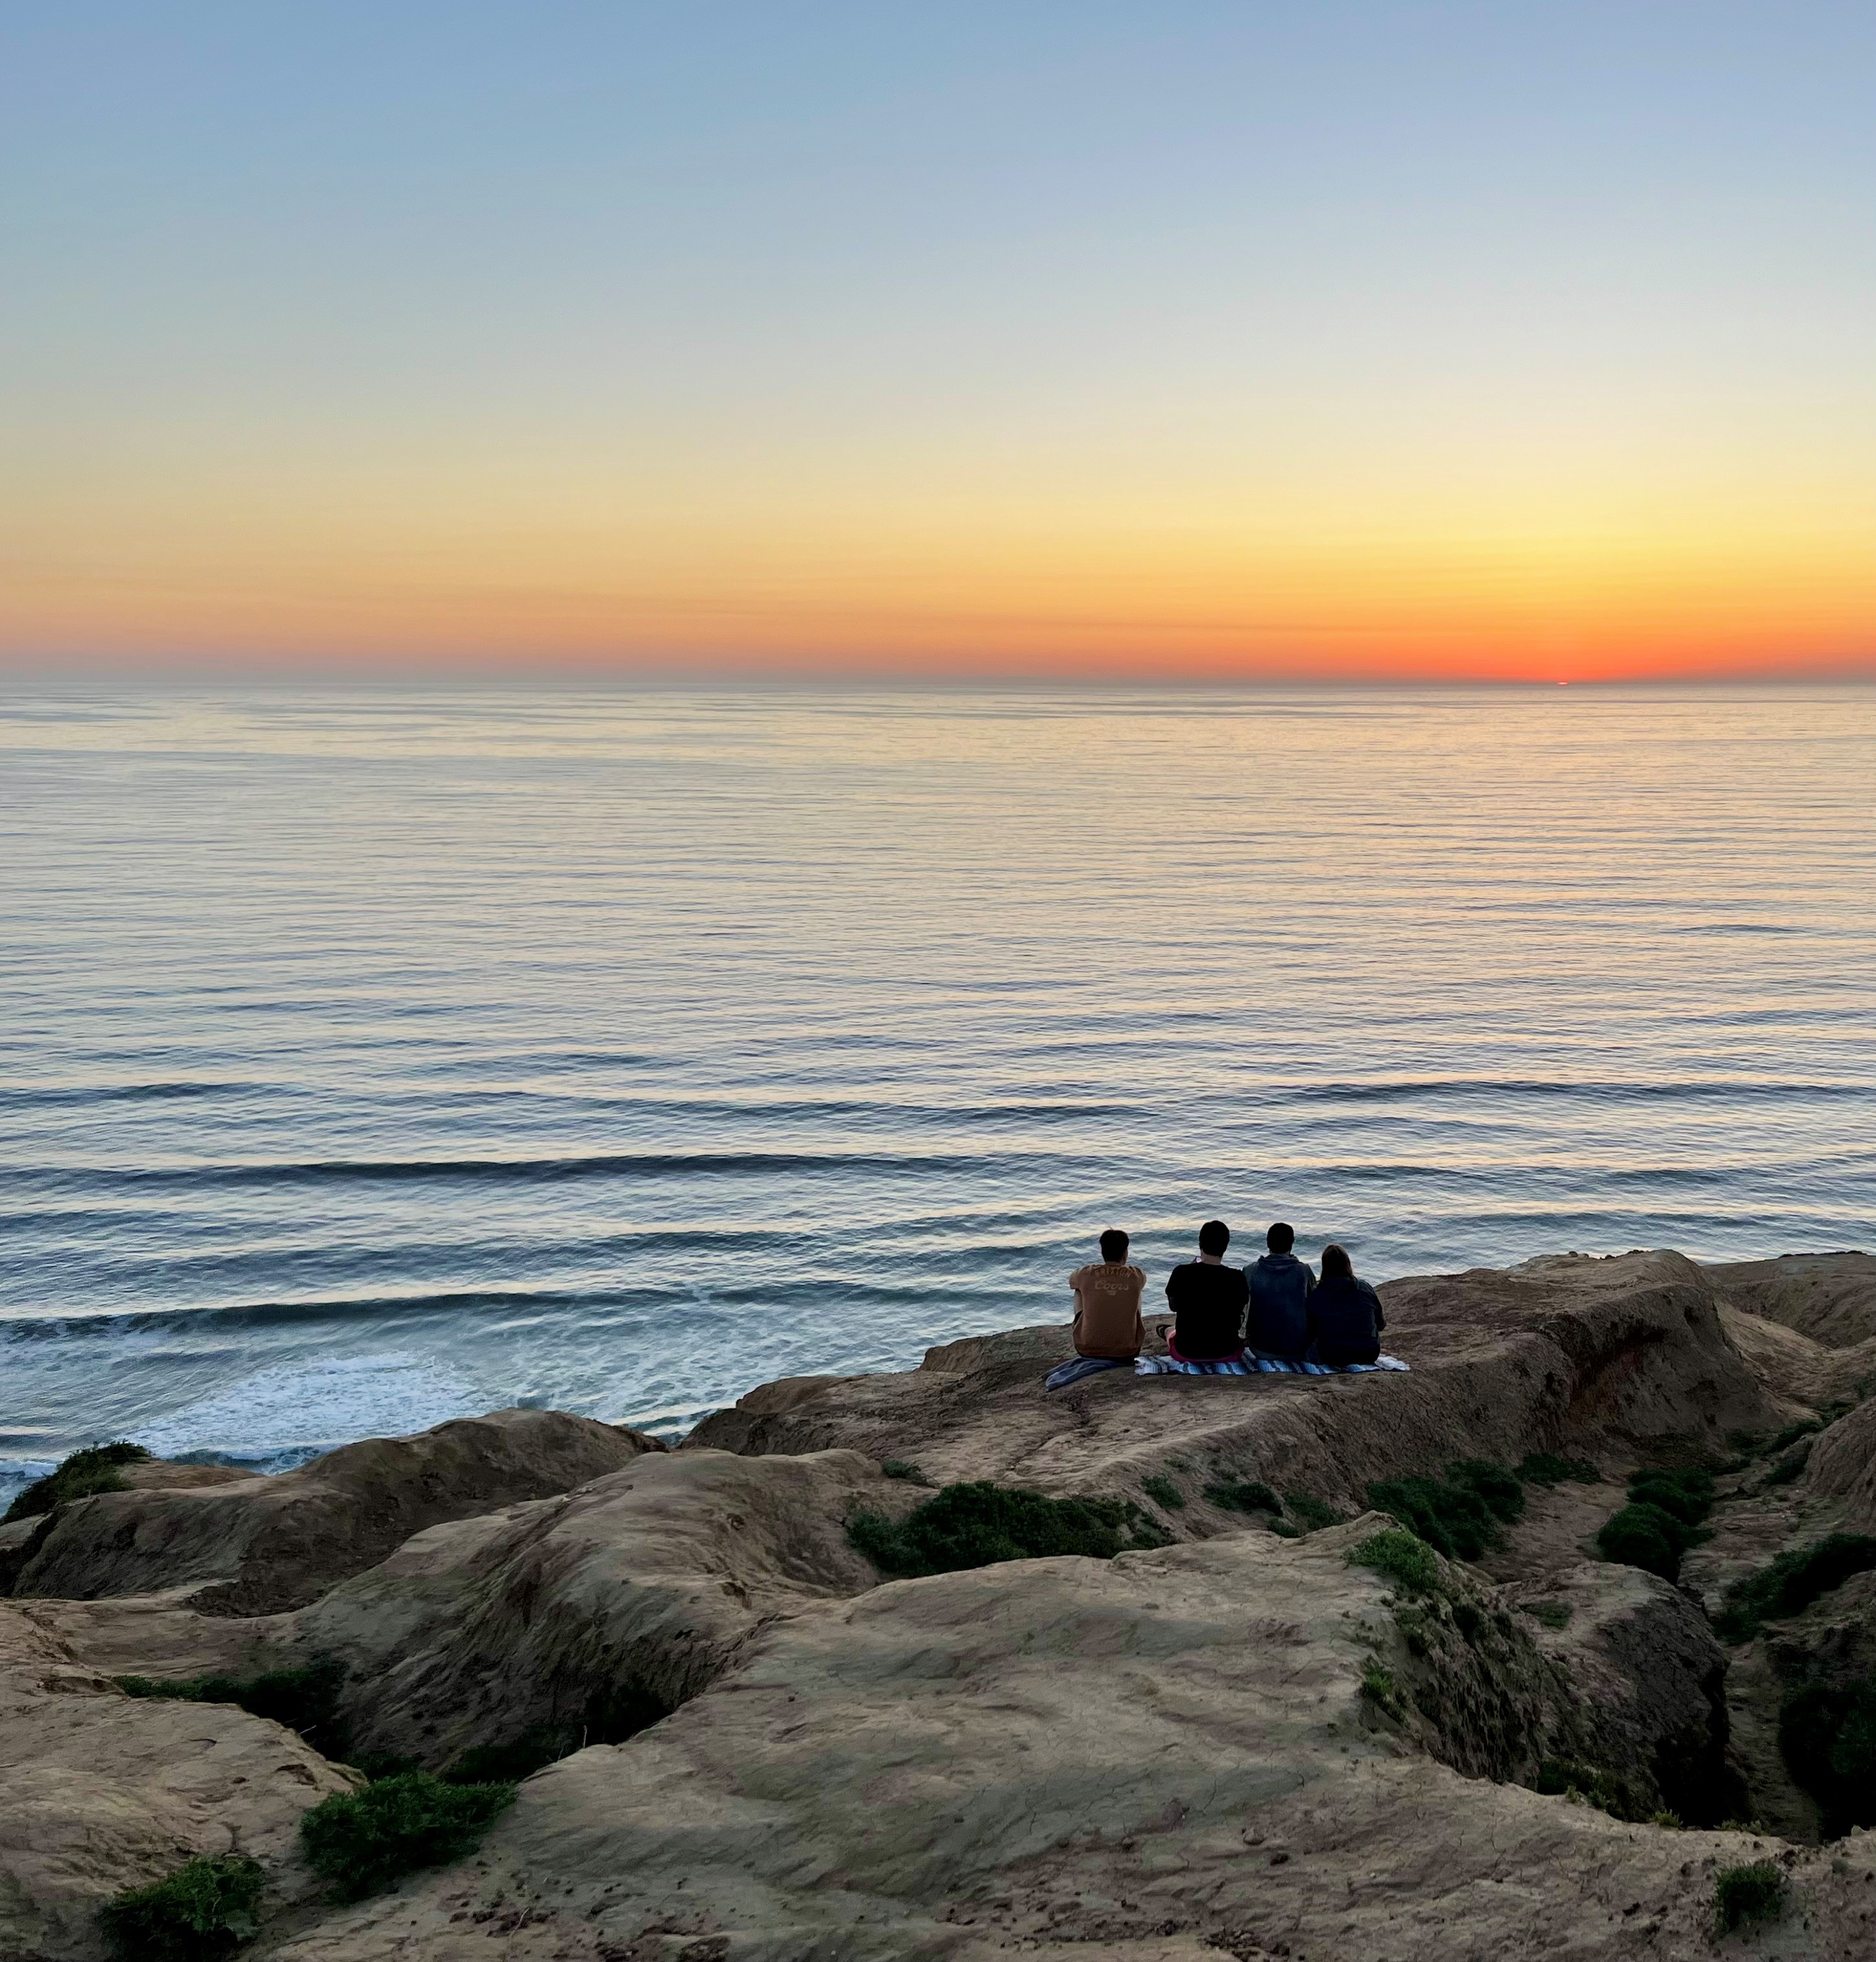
xmin=1134 ymin=1352 xmax=1409 ymax=1377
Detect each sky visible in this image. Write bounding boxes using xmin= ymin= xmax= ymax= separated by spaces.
xmin=3 ymin=2 xmax=1873 ymax=684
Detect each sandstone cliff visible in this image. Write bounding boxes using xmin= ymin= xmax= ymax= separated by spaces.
xmin=4 ymin=1250 xmax=1875 ymax=1962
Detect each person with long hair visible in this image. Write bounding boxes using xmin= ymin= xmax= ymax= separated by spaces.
xmin=1307 ymin=1242 xmax=1385 ymax=1366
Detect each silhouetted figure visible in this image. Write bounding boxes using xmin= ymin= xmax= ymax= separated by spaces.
xmin=1247 ymin=1221 xmax=1316 ymax=1361
xmin=1069 ymin=1228 xmax=1147 ymax=1360
xmin=1308 ymin=1242 xmax=1384 ymax=1366
xmin=1163 ymin=1219 xmax=1249 ymax=1361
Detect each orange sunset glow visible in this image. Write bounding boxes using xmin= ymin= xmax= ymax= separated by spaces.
xmin=4 ymin=6 xmax=1873 ymax=683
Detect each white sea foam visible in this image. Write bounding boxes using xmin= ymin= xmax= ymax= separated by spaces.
xmin=130 ymin=1353 xmax=482 ymax=1467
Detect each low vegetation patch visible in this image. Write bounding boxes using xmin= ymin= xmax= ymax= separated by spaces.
xmin=1716 ymin=1534 xmax=1876 ymax=1643
xmin=5 ymin=1440 xmax=150 ymax=1523
xmin=1712 ymin=1860 xmax=1787 ymax=1936
xmin=1534 ymin=1758 xmax=1649 ymax=1824
xmin=1761 ymin=1446 xmax=1811 ymax=1488
xmin=1365 ymin=1459 xmax=1521 ymax=1562
xmin=1521 ymin=1599 xmax=1572 ymax=1630
xmin=1140 ymin=1473 xmax=1186 ymax=1511
xmin=1515 ymin=1451 xmax=1600 ymax=1486
xmin=300 ymin=1771 xmax=515 ymax=1901
xmin=1279 ymin=1491 xmax=1345 ymax=1534
xmin=1761 ymin=1420 xmax=1822 ymax=1458
xmin=1778 ymin=1677 xmax=1876 ymax=1836
xmin=1594 ymin=1467 xmax=1715 ymax=1583
xmin=847 ymin=1481 xmax=1164 ymax=1577
xmin=1203 ymin=1477 xmax=1281 ymax=1516
xmin=99 ymin=1853 xmax=262 ymax=1962
xmin=116 ymin=1659 xmax=346 ymax=1750
xmin=881 ymin=1459 xmax=932 ymax=1485
xmin=1347 ymin=1529 xmax=1441 ymax=1597
xmin=1358 ymin=1659 xmax=1406 ymax=1719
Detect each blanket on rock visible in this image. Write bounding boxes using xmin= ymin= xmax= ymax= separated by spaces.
xmin=1133 ymin=1352 xmax=1410 ymax=1377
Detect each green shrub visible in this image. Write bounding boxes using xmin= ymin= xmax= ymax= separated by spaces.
xmin=300 ymin=1772 xmax=514 ymax=1902
xmin=1365 ymin=1473 xmax=1498 ymax=1561
xmin=1204 ymin=1477 xmax=1281 ymax=1516
xmin=1626 ymin=1467 xmax=1714 ymax=1529
xmin=1447 ymin=1460 xmax=1525 ymax=1525
xmin=352 ymin=1752 xmax=423 ymax=1782
xmin=1761 ymin=1448 xmax=1810 ymax=1488
xmin=1140 ymin=1474 xmax=1185 ymax=1512
xmin=1716 ymin=1534 xmax=1876 ymax=1643
xmin=1533 ymin=1758 xmax=1652 ymax=1823
xmin=116 ymin=1660 xmax=346 ymax=1750
xmin=1595 ymin=1503 xmax=1683 ymax=1580
xmin=1521 ymin=1599 xmax=1572 ymax=1630
xmin=1358 ymin=1660 xmax=1404 ymax=1717
xmin=1282 ymin=1492 xmax=1345 ymax=1533
xmin=1515 ymin=1452 xmax=1599 ymax=1486
xmin=99 ymin=1854 xmax=262 ymax=1961
xmin=5 ymin=1441 xmax=151 ymax=1523
xmin=1712 ymin=1860 xmax=1787 ymax=1935
xmin=847 ymin=1481 xmax=1153 ymax=1577
xmin=881 ymin=1460 xmax=932 ymax=1485
xmin=1778 ymin=1678 xmax=1876 ymax=1834
xmin=1761 ymin=1420 xmax=1822 ymax=1458
xmin=1596 ymin=1468 xmax=1715 ymax=1584
xmin=1348 ymin=1529 xmax=1441 ymax=1596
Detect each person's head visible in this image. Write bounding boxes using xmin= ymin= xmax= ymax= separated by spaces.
xmin=1198 ymin=1219 xmax=1231 ymax=1257
xmin=1100 ymin=1228 xmax=1129 ymax=1263
xmin=1267 ymin=1221 xmax=1295 ymax=1253
xmin=1320 ymin=1242 xmax=1353 ymax=1281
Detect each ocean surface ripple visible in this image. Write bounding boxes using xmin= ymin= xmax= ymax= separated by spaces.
xmin=2 ymin=684 xmax=1871 ymax=1500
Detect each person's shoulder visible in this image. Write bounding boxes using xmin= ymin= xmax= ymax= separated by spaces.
xmin=1126 ymin=1264 xmax=1147 ymax=1282
xmin=1069 ymin=1263 xmax=1091 ymax=1285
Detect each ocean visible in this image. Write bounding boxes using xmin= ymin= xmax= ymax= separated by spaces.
xmin=3 ymin=683 xmax=1872 ymax=1505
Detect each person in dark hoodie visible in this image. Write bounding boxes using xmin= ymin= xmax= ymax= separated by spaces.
xmin=1307 ymin=1242 xmax=1385 ymax=1366
xmin=1246 ymin=1221 xmax=1315 ymax=1361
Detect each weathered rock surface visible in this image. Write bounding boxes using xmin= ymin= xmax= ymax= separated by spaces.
xmin=286 ymin=1447 xmax=908 ymax=1769
xmin=3 ymin=1409 xmax=661 ymax=1615
xmin=1803 ymin=1399 xmax=1876 ymax=1529
xmin=10 ymin=1248 xmax=1876 ymax=1961
xmin=1704 ymin=1252 xmax=1876 ymax=1350
xmin=266 ymin=1524 xmax=1871 ymax=1962
xmin=0 ymin=1603 xmax=355 ymax=1962
xmin=688 ymin=1252 xmax=1775 ymax=1524
xmin=1504 ymin=1560 xmax=1738 ymax=1822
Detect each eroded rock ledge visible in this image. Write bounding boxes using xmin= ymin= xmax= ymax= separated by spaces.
xmin=3 ymin=1248 xmax=1875 ymax=1962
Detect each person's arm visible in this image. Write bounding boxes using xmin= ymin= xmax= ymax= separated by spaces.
xmin=1368 ymin=1281 xmax=1386 ymax=1333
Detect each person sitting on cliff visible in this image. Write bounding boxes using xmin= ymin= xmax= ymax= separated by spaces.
xmin=1247 ymin=1221 xmax=1316 ymax=1361
xmin=1163 ymin=1220 xmax=1251 ymax=1362
xmin=1068 ymin=1229 xmax=1148 ymax=1361
xmin=1306 ymin=1242 xmax=1385 ymax=1366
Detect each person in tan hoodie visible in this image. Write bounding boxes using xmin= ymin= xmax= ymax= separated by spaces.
xmin=1068 ymin=1229 xmax=1148 ymax=1360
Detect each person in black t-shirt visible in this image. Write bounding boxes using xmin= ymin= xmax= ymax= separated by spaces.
xmin=1163 ymin=1219 xmax=1250 ymax=1361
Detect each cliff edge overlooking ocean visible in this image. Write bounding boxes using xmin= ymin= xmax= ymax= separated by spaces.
xmin=5 ymin=1248 xmax=1876 ymax=1961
